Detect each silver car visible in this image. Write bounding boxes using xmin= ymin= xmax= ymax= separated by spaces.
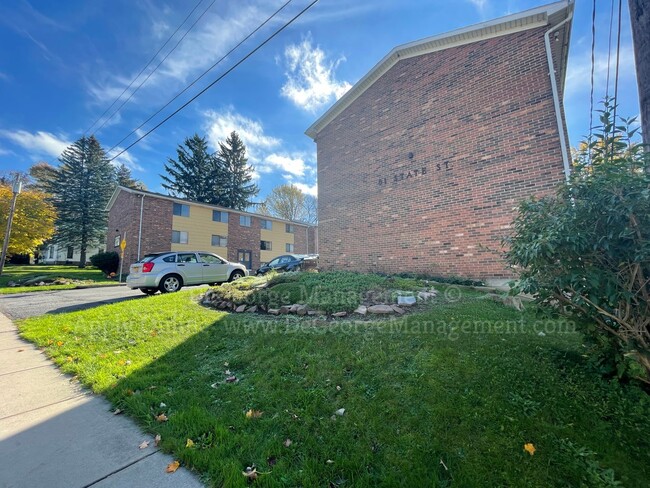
xmin=126 ymin=251 xmax=248 ymax=295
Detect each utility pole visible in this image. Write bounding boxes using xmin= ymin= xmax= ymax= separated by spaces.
xmin=629 ymin=0 xmax=649 ymax=146
xmin=0 ymin=176 xmax=23 ymax=276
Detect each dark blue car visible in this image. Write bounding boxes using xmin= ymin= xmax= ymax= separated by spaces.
xmin=256 ymin=254 xmax=317 ymax=275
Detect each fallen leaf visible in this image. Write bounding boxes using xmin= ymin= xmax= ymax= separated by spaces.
xmin=66 ymin=356 xmax=73 ymax=362
xmin=139 ymin=440 xmax=149 ymax=449
xmin=17 ymin=349 xmax=24 ymax=352
xmin=335 ymin=408 xmax=345 ymax=416
xmin=336 ymin=385 xmax=341 ymax=391
xmin=166 ymin=460 xmax=180 ymax=473
xmin=154 ymin=434 xmax=161 ymax=446
xmin=112 ymin=408 xmax=123 ymax=415
xmin=283 ymin=438 xmax=292 ymax=447
xmin=126 ymin=389 xmax=134 ymax=396
xmin=156 ymin=413 xmax=168 ymax=422
xmin=160 ymin=402 xmax=167 ymax=408
xmin=186 ymin=438 xmax=194 ymax=448
xmin=523 ymin=443 xmax=536 ymax=456
xmin=245 ymin=409 xmax=263 ymax=419
xmin=242 ymin=467 xmax=258 ymax=480
xmin=224 ymin=361 xmax=229 ymax=367
xmin=225 ymin=376 xmax=238 ymax=383
xmin=118 ymin=359 xmax=126 ymax=366
xmin=56 ymin=341 xmax=64 ymax=347
xmin=326 ymin=459 xmax=334 ymax=464
xmin=150 ymin=330 xmax=158 ymax=337
xmin=225 ymin=369 xmax=231 ymax=375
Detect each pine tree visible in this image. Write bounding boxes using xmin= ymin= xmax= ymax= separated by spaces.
xmin=50 ymin=136 xmax=116 ymax=267
xmin=116 ymin=163 xmax=146 ymax=190
xmin=161 ymin=134 xmax=222 ymax=203
xmin=217 ymin=131 xmax=258 ymax=210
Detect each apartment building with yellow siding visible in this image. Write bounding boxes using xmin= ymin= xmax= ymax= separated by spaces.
xmin=105 ymin=186 xmax=317 ymax=272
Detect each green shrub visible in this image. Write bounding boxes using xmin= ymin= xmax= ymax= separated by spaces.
xmin=506 ymin=100 xmax=650 ymax=385
xmin=90 ymin=251 xmax=119 ymax=275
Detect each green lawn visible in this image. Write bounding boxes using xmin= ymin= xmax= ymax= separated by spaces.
xmin=0 ymin=265 xmax=117 ymax=293
xmin=18 ymin=285 xmax=650 ymax=487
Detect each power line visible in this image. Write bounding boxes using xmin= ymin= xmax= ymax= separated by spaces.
xmin=93 ymin=0 xmax=217 ymax=135
xmin=84 ymin=0 xmax=205 ymax=136
xmin=612 ymin=0 xmax=622 ymax=125
xmin=107 ymin=0 xmax=319 ymax=162
xmin=106 ymin=0 xmax=293 ymax=156
xmin=605 ymin=0 xmax=615 ymax=99
xmin=588 ymin=0 xmax=596 ymax=152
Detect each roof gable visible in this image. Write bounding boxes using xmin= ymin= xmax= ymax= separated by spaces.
xmin=305 ymin=0 xmax=573 ymax=139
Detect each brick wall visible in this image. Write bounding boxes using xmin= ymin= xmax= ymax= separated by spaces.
xmin=315 ymin=27 xmax=567 ymax=280
xmin=227 ymin=215 xmax=262 ymax=271
xmin=106 ymin=192 xmax=172 ymax=271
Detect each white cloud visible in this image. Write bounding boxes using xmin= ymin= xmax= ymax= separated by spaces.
xmin=107 ymin=147 xmax=142 ymax=172
xmin=565 ymin=45 xmax=635 ymax=96
xmin=280 ymin=37 xmax=352 ymax=112
xmin=86 ymin=3 xmax=265 ymax=106
xmin=262 ymin=154 xmax=306 ymax=177
xmin=204 ymin=109 xmax=280 ymax=161
xmin=467 ymin=0 xmax=489 ymax=11
xmin=0 ymin=129 xmax=70 ymax=158
xmin=292 ymin=182 xmax=318 ymax=197
xmin=203 ymin=107 xmax=316 ymax=190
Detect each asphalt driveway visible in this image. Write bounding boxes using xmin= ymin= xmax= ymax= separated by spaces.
xmin=0 ymin=285 xmax=144 ymax=320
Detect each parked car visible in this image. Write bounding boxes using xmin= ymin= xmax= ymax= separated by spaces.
xmin=127 ymin=251 xmax=248 ymax=294
xmin=256 ymin=254 xmax=318 ymax=275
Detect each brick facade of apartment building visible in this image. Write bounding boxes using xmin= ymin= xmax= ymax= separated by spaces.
xmin=106 ymin=187 xmax=316 ymax=272
xmin=307 ymin=1 xmax=573 ymax=281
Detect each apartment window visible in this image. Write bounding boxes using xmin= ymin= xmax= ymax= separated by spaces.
xmin=260 ymin=240 xmax=272 ymax=251
xmin=173 ymin=203 xmax=190 ymax=217
xmin=48 ymin=245 xmax=54 ymax=259
xmin=212 ymin=210 xmax=228 ymax=223
xmin=211 ymin=235 xmax=227 ymax=247
xmin=66 ymin=246 xmax=74 ymax=259
xmin=261 ymin=219 xmax=273 ymax=230
xmin=285 ymin=224 xmax=294 ymax=233
xmin=286 ymin=243 xmax=294 ymax=252
xmin=172 ymin=230 xmax=188 ymax=244
xmin=240 ymin=215 xmax=252 ymax=227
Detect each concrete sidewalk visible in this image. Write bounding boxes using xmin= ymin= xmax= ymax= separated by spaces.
xmin=0 ymin=313 xmax=204 ymax=488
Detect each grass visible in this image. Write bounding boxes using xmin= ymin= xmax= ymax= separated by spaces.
xmin=17 ymin=281 xmax=650 ymax=487
xmin=0 ymin=265 xmax=116 ymax=294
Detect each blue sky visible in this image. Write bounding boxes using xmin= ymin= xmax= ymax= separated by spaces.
xmin=0 ymin=0 xmax=640 ymax=201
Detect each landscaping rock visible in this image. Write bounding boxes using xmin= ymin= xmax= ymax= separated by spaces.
xmin=268 ymin=309 xmax=280 ymax=315
xmin=289 ymin=304 xmax=302 ymax=313
xmin=353 ymin=305 xmax=367 ymax=315
xmin=22 ymin=276 xmax=49 ymax=286
xmin=296 ymin=305 xmax=308 ymax=316
xmin=246 ymin=305 xmax=258 ymax=313
xmin=331 ymin=311 xmax=347 ymax=318
xmin=367 ymin=304 xmax=394 ymax=314
xmin=279 ymin=306 xmax=292 ymax=314
xmin=307 ymin=310 xmax=318 ymax=316
xmin=391 ymin=305 xmax=406 ymax=314
xmin=235 ymin=304 xmax=247 ymax=313
xmin=397 ymin=296 xmax=416 ymax=306
xmin=417 ymin=291 xmax=436 ymax=301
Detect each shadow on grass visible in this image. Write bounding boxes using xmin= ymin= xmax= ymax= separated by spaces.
xmin=100 ymin=308 xmax=650 ymax=488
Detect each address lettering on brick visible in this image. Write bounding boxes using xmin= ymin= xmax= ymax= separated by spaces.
xmin=378 ymin=161 xmax=451 ymax=186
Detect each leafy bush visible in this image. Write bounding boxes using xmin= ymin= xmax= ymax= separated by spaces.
xmin=506 ymin=100 xmax=650 ymax=384
xmin=90 ymin=251 xmax=120 ymax=275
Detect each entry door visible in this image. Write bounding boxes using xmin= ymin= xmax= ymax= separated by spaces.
xmin=176 ymin=252 xmax=203 ymax=284
xmin=199 ymin=253 xmax=228 ymax=283
xmin=237 ymin=249 xmax=252 ymax=270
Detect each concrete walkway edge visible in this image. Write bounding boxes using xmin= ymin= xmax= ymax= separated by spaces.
xmin=0 ymin=312 xmax=204 ymax=488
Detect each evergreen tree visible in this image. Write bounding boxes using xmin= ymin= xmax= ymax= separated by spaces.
xmin=116 ymin=163 xmax=146 ymax=190
xmin=50 ymin=136 xmax=116 ymax=267
xmin=161 ymin=134 xmax=222 ymax=203
xmin=217 ymin=131 xmax=258 ymax=210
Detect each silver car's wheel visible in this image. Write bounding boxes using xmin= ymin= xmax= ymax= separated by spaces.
xmin=159 ymin=274 xmax=182 ymax=293
xmin=229 ymin=270 xmax=245 ymax=282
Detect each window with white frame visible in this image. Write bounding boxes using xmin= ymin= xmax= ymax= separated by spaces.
xmin=211 ymin=235 xmax=227 ymax=247
xmin=286 ymin=243 xmax=294 ymax=252
xmin=212 ymin=210 xmax=228 ymax=223
xmin=261 ymin=219 xmax=273 ymax=230
xmin=173 ymin=203 xmax=190 ymax=217
xmin=240 ymin=215 xmax=252 ymax=227
xmin=172 ymin=230 xmax=188 ymax=244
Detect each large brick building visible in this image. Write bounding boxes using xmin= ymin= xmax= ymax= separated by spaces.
xmin=105 ymin=186 xmax=316 ymax=271
xmin=306 ymin=1 xmax=574 ymax=282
